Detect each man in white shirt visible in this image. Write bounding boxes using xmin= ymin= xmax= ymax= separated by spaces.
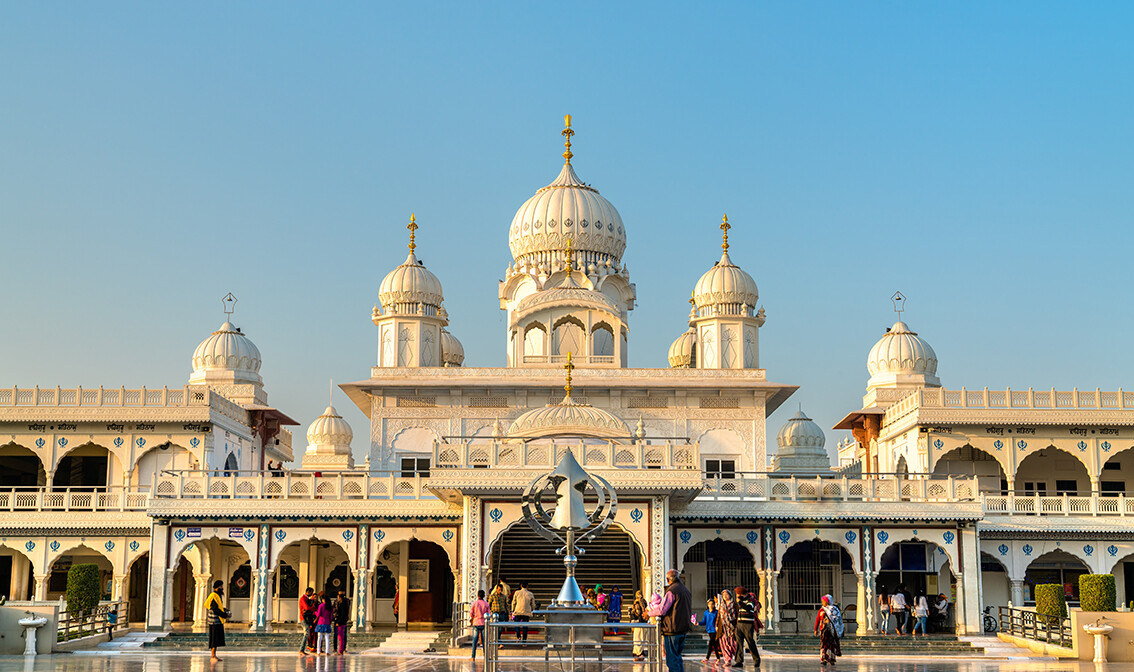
xmin=511 ymin=581 xmax=535 ymax=642
xmin=889 ymin=590 xmax=908 ymax=634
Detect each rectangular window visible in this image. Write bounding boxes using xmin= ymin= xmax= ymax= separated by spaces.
xmin=1103 ymin=461 xmax=1121 ymax=471
xmin=1054 ymin=480 xmax=1077 ymax=495
xmin=1023 ymin=482 xmax=1047 ymax=495
xmin=705 ymin=459 xmax=736 ymax=479
xmin=400 ymin=458 xmax=430 ymax=477
xmin=1101 ymin=481 xmax=1125 ymax=494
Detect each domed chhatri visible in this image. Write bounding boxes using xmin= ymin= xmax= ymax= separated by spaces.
xmin=667 ymin=328 xmax=696 ymax=368
xmin=507 ymin=353 xmax=630 ymax=439
xmin=378 ymin=215 xmax=445 ymax=312
xmin=509 ymin=116 xmax=626 ymax=270
xmin=302 ymin=404 xmax=354 ymax=469
xmin=771 ymin=409 xmax=831 ymax=474
xmin=440 ymin=328 xmax=465 ymax=367
xmin=191 ymin=321 xmax=263 ymax=385
xmin=685 ymin=215 xmax=765 ymax=369
xmin=866 ymin=320 xmax=940 ymax=391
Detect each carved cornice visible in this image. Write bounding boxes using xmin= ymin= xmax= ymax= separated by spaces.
xmin=979 ymin=529 xmax=1134 ymax=541
xmin=980 ymin=517 xmax=1134 ymax=535
xmin=671 ymin=500 xmax=983 ymax=522
xmin=147 ymin=498 xmax=459 ymax=520
xmin=0 ymin=511 xmax=151 ymax=530
xmin=425 ymin=469 xmax=705 ymax=497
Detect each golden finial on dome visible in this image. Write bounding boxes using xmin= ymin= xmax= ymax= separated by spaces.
xmin=564 ymin=237 xmax=575 ymax=275
xmin=407 ymin=213 xmax=418 ymax=253
xmin=563 ymin=351 xmax=575 ymax=399
xmin=562 ymin=114 xmax=574 ymax=164
xmin=689 ymin=291 xmax=696 ymax=308
xmin=720 ymin=213 xmax=730 ymax=253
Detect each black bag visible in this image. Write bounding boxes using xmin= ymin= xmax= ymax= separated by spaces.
xmin=303 ymin=609 xmax=316 ymax=626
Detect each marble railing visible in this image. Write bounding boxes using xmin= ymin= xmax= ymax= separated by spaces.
xmin=885 ymin=386 xmax=1134 ymax=424
xmin=152 ymin=470 xmax=431 ymax=500
xmin=696 ymin=473 xmax=979 ymax=502
xmin=0 ymin=487 xmax=150 ymax=511
xmin=982 ymin=492 xmax=1134 ymax=516
xmin=432 ymin=440 xmax=698 ymax=470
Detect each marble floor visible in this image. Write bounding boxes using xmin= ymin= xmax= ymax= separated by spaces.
xmin=4 ymin=655 xmax=1134 ymax=672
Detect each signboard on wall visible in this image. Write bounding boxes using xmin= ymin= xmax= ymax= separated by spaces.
xmin=408 ymin=559 xmax=430 ymax=592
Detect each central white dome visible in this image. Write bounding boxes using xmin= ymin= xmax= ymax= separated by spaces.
xmin=867 ymin=321 xmax=938 ymax=377
xmin=306 ymin=405 xmax=353 ymax=450
xmin=509 ymin=163 xmax=626 ymax=267
xmin=190 ymin=321 xmax=262 ymax=385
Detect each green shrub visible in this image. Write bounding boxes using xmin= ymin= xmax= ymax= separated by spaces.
xmin=65 ymin=564 xmax=101 ymax=617
xmin=1034 ymin=584 xmax=1067 ymax=625
xmin=1079 ymin=574 xmax=1117 ymax=612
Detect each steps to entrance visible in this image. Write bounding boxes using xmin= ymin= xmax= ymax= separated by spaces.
xmin=84 ymin=630 xmax=171 ymax=652
xmin=684 ymin=633 xmax=986 ymax=656
xmin=366 ymin=630 xmax=446 ymax=654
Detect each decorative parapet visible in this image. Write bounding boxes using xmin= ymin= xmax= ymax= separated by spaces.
xmin=0 ymin=385 xmax=249 ymax=425
xmin=696 ymin=473 xmax=979 ymax=503
xmin=0 ymin=487 xmax=149 ymax=512
xmin=432 ymin=440 xmax=698 ymax=470
xmin=983 ymin=492 xmax=1134 ymax=517
xmin=884 ymin=387 xmax=1134 ymax=426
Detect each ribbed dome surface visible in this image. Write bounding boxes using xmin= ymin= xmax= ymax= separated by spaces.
xmin=509 ymin=164 xmax=626 ymax=265
xmin=867 ymin=321 xmax=938 ymax=376
xmin=693 ymin=251 xmax=759 ymax=310
xmin=668 ymin=328 xmax=696 ymax=368
xmin=191 ymin=321 xmax=262 ymax=384
xmin=378 ymin=252 xmax=445 ymax=310
xmin=508 ymin=401 xmax=629 ymax=439
xmin=441 ymin=328 xmax=465 ymax=367
xmin=306 ymin=405 xmax=353 ymax=449
xmin=776 ymin=410 xmax=826 ymax=451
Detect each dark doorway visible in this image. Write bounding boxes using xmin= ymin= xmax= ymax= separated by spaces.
xmin=1125 ymin=563 xmax=1134 ymax=610
xmin=53 ymin=453 xmax=109 ymax=489
xmin=0 ymin=447 xmax=45 ymax=488
xmin=324 ymin=562 xmax=354 ymax=598
xmin=128 ymin=554 xmax=148 ymax=623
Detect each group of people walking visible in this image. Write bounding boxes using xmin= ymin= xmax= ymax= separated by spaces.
xmin=298 ymin=587 xmax=352 ymax=655
xmin=468 ymin=580 xmax=538 ymax=658
xmin=878 ymin=588 xmax=950 ymax=635
xmin=694 ymin=585 xmax=763 ymax=668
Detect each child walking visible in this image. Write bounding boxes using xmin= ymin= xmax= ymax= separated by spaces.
xmin=699 ymin=597 xmax=722 ymax=661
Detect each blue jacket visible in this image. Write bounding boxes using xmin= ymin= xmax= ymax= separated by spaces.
xmin=699 ymin=609 xmax=717 ymax=633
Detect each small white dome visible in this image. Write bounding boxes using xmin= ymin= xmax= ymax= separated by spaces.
xmin=190 ymin=321 xmax=262 ymax=385
xmin=867 ymin=321 xmax=938 ymax=378
xmin=378 ymin=252 xmax=445 ymax=311
xmin=668 ymin=328 xmax=696 ymax=368
xmin=692 ymin=251 xmax=759 ymax=312
xmin=509 ymin=163 xmax=626 ymax=267
xmin=776 ymin=410 xmax=826 ymax=451
xmin=306 ymin=405 xmax=353 ymax=451
xmin=508 ymin=400 xmax=629 ymax=439
xmin=441 ymin=328 xmax=465 ymax=367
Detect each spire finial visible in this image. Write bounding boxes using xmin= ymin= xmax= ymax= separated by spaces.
xmin=407 ymin=213 xmax=418 ymax=253
xmin=720 ymin=213 xmax=730 ymax=253
xmin=222 ymin=292 xmax=237 ymax=319
xmin=563 ymin=351 xmax=575 ymax=399
xmin=689 ymin=291 xmax=696 ymax=308
xmin=891 ymin=291 xmax=906 ymax=319
xmin=329 ymin=379 xmax=334 ymax=407
xmin=564 ymin=237 xmax=575 ymax=276
xmin=562 ymin=114 xmax=574 ymax=165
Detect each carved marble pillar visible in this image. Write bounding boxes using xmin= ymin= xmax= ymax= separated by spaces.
xmin=855 ymin=573 xmax=867 ymax=635
xmin=192 ymin=573 xmax=211 ymax=627
xmin=762 ymin=525 xmax=776 ymax=633
xmin=161 ymin=568 xmax=176 ymax=629
xmin=461 ymin=495 xmax=482 ymax=603
xmin=33 ymin=574 xmax=48 ymax=601
xmin=251 ymin=524 xmax=270 ymax=632
xmin=355 ymin=523 xmax=369 ymax=632
xmin=860 ymin=526 xmax=875 ymax=634
xmin=1009 ymin=579 xmax=1025 ymax=607
xmin=112 ymin=574 xmax=129 ymax=602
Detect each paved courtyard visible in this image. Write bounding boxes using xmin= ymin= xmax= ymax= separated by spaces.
xmin=7 ymin=654 xmax=1134 ymax=672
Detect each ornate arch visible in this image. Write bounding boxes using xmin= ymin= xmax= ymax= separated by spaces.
xmin=170 ymin=527 xmax=258 ymax=570
xmin=774 ymin=529 xmax=861 ymax=574
xmin=676 ymin=529 xmax=760 ymax=569
xmin=873 ymin=528 xmax=958 ymax=572
xmin=52 ymin=440 xmax=125 ymax=479
xmin=46 ymin=542 xmax=117 ymax=575
xmin=1014 ymin=445 xmax=1091 ymax=486
xmin=1098 ymin=444 xmax=1134 ymax=480
xmin=931 ymin=443 xmax=1008 ymax=480
xmin=268 ymin=528 xmax=355 ymax=571
xmin=370 ymin=526 xmax=460 ymax=574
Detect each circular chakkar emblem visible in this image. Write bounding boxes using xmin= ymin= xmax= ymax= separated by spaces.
xmin=521 ymin=450 xmax=617 ymax=558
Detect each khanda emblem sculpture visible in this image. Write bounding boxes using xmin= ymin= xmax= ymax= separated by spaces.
xmin=521 ymin=353 xmax=618 ymax=605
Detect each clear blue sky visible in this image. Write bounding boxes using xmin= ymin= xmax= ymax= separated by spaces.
xmin=2 ymin=3 xmax=1133 ymax=465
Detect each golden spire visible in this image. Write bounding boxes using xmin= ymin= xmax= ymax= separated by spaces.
xmin=562 ymin=114 xmax=574 ymax=164
xmin=689 ymin=291 xmax=696 ymax=308
xmin=720 ymin=213 xmax=730 ymax=253
xmin=563 ymin=351 xmax=575 ymax=399
xmin=407 ymin=213 xmax=418 ymax=253
xmin=564 ymin=237 xmax=575 ymax=275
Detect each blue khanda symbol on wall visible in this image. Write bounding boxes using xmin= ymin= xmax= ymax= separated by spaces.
xmin=130 ymin=540 xmax=140 ymax=552
xmin=25 ymin=541 xmax=34 ymax=552
xmin=1017 ymin=440 xmax=1027 ymax=450
xmin=243 ymin=529 xmax=254 ymax=541
xmin=58 ymin=437 xmax=67 ymax=448
xmin=993 ymin=439 xmax=1003 ymax=450
xmin=679 ymin=531 xmax=691 ymax=544
xmin=174 ymin=529 xmax=186 ymax=542
xmin=1022 ymin=544 xmax=1033 ymax=556
xmin=1084 ymin=545 xmax=1094 ymax=556
xmin=778 ymin=530 xmax=790 ymax=544
xmin=443 ymin=530 xmax=454 ymax=542
xmin=1102 ymin=441 xmax=1112 ymax=452
xmin=489 ymin=508 xmax=503 ymax=523
xmin=933 ymin=439 xmax=943 ymax=449
xmin=630 ymin=508 xmax=643 ymax=523
xmin=136 ymin=438 xmax=146 ymax=448
xmin=274 ymin=529 xmax=286 ymax=542
xmin=50 ymin=541 xmax=60 ymax=552
xmin=877 ymin=531 xmax=889 ymax=544
xmin=1109 ymin=545 xmax=1118 ymax=557
xmin=35 ymin=438 xmax=44 ymax=449
xmin=114 ymin=437 xmax=123 ymax=447
xmin=342 ymin=530 xmax=354 ymax=542
xmin=747 ymin=531 xmax=759 ymax=545
xmin=190 ymin=437 xmax=199 ymax=448
xmin=942 ymin=531 xmax=955 ymax=545
xmin=1078 ymin=441 xmax=1088 ymax=451
xmin=845 ymin=530 xmax=857 ymax=544
xmin=374 ymin=530 xmax=385 ymax=542
xmin=105 ymin=541 xmax=115 ymax=551
xmin=998 ymin=544 xmax=1009 ymax=556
